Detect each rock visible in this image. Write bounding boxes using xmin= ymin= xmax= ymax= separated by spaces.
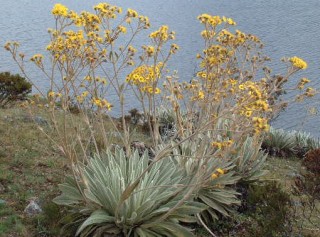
xmin=21 ymin=115 xmax=48 ymax=126
xmin=34 ymin=116 xmax=48 ymax=126
xmin=286 ymin=171 xmax=302 ymax=179
xmin=292 ymin=200 xmax=302 ymax=207
xmin=3 ymin=115 xmax=13 ymax=122
xmin=24 ymin=199 xmax=42 ymax=216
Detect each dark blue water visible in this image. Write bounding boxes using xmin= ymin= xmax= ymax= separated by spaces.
xmin=1 ymin=0 xmax=320 ymax=136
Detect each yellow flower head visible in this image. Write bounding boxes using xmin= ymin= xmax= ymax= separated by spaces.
xmin=48 ymin=91 xmax=55 ymax=98
xmin=145 ymin=46 xmax=155 ymax=56
xmin=52 ymin=4 xmax=68 ymax=17
xmin=198 ymin=14 xmax=222 ymax=26
xmin=198 ymin=90 xmax=205 ymax=99
xmin=127 ymin=9 xmax=138 ymax=18
xmin=118 ymin=25 xmax=127 ymax=34
xmin=211 ymin=173 xmax=218 ymax=179
xmin=216 ymin=168 xmax=225 ymax=175
xmin=289 ymin=56 xmax=308 ymax=70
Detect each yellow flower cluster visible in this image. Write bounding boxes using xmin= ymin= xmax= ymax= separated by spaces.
xmin=198 ymin=90 xmax=205 ymax=100
xmin=201 ymin=30 xmax=216 ymax=39
xmin=211 ymin=140 xmax=233 ymax=150
xmin=222 ymin=16 xmax=236 ymax=25
xmin=117 ymin=25 xmax=127 ymax=34
xmin=66 ymin=11 xmax=84 ymax=27
xmin=198 ymin=14 xmax=235 ymax=28
xmin=200 ymin=45 xmax=230 ymax=68
xmin=297 ymin=77 xmax=310 ymax=89
xmin=142 ymin=86 xmax=161 ymax=94
xmin=216 ymin=29 xmax=260 ymax=46
xmin=94 ymin=3 xmax=122 ymax=19
xmin=236 ymin=81 xmax=271 ymax=118
xmin=126 ymin=63 xmax=163 ymax=94
xmin=92 ymin=98 xmax=112 ymax=110
xmin=305 ymin=87 xmax=316 ymax=97
xmin=198 ymin=14 xmax=223 ymax=27
xmin=170 ymin=44 xmax=179 ymax=54
xmin=142 ymin=45 xmax=155 ymax=57
xmin=46 ymin=30 xmax=88 ymax=61
xmin=252 ymin=117 xmax=270 ymax=133
xmin=52 ymin=4 xmax=68 ymax=17
xmin=138 ymin=15 xmax=150 ymax=29
xmin=150 ymin=25 xmax=175 ymax=42
xmin=190 ymin=88 xmax=205 ymax=101
xmin=48 ymin=91 xmax=62 ymax=99
xmin=124 ymin=9 xmax=150 ymax=28
xmin=81 ymin=11 xmax=101 ymax=31
xmin=127 ymin=8 xmax=138 ymax=18
xmin=211 ymin=168 xmax=225 ymax=179
xmin=30 ymin=54 xmax=43 ymax=66
xmin=126 ymin=64 xmax=162 ymax=84
xmin=289 ymin=56 xmax=308 ymax=70
xmin=76 ymin=91 xmax=90 ymax=103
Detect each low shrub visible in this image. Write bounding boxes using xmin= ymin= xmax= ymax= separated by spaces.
xmin=303 ymin=148 xmax=320 ymax=174
xmin=295 ymin=148 xmax=320 ymax=200
xmin=0 ymin=72 xmax=32 ymax=107
xmin=262 ymin=128 xmax=320 ymax=158
xmin=262 ymin=127 xmax=295 ymax=157
xmin=244 ymin=181 xmax=292 ymax=237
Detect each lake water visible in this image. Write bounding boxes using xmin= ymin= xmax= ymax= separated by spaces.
xmin=1 ymin=0 xmax=320 ymax=136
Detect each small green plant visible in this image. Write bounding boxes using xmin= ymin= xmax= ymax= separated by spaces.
xmin=156 ymin=107 xmax=177 ymax=141
xmin=53 ymin=148 xmax=206 ymax=237
xmin=262 ymin=127 xmax=295 ymax=157
xmin=288 ymin=130 xmax=320 ymax=158
xmin=41 ymin=202 xmax=64 ymax=229
xmin=245 ymin=181 xmax=292 ymax=237
xmin=0 ymin=72 xmax=31 ymax=107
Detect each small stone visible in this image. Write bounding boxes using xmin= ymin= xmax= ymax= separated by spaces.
xmin=3 ymin=115 xmax=13 ymax=122
xmin=24 ymin=199 xmax=42 ymax=216
xmin=34 ymin=116 xmax=48 ymax=126
xmin=46 ymin=175 xmax=54 ymax=182
xmin=21 ymin=115 xmax=48 ymax=126
xmin=292 ymin=200 xmax=302 ymax=207
xmin=286 ymin=171 xmax=302 ymax=179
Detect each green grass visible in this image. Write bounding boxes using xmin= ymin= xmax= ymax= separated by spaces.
xmin=0 ymin=107 xmax=65 ymax=236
